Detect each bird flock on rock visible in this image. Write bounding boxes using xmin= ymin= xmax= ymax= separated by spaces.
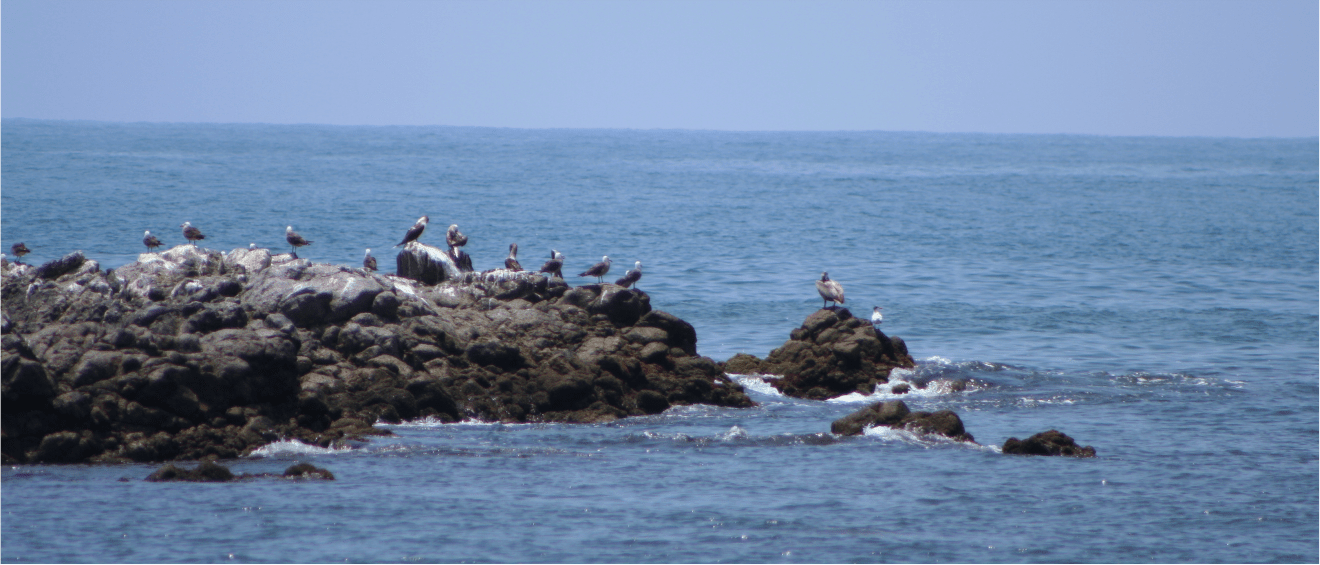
xmin=8 ymin=219 xmax=887 ymax=316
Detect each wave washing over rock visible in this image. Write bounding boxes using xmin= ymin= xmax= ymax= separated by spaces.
xmin=1 ymin=243 xmax=753 ymax=464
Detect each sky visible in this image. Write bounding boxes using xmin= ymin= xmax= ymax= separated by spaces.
xmin=2 ymin=0 xmax=1316 ymax=137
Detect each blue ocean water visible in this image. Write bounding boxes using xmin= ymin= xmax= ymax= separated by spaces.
xmin=2 ymin=120 xmax=1316 ymax=563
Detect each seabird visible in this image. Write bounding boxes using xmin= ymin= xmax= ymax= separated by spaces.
xmin=815 ymin=272 xmax=845 ymax=308
xmin=180 ymin=222 xmax=205 ymax=245
xmin=285 ymin=226 xmax=312 ymax=258
xmin=578 ymin=255 xmax=612 ymax=283
xmin=10 ymin=242 xmax=30 ymax=262
xmin=451 ymin=247 xmax=473 ymax=271
xmin=363 ymin=249 xmax=377 ymax=272
xmin=505 ymin=243 xmax=523 ymax=271
xmin=539 ymin=250 xmax=564 ymax=279
xmin=395 ymin=215 xmax=429 ymax=248
xmin=446 ymin=224 xmax=468 ymax=250
xmin=143 ymin=231 xmax=163 ymax=252
xmin=871 ymin=306 xmax=884 ymax=325
xmin=614 ymin=261 xmax=643 ymax=289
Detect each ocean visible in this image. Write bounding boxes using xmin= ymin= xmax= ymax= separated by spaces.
xmin=1 ymin=119 xmax=1316 ymax=563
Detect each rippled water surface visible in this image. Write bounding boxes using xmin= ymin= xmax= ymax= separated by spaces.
xmin=2 ymin=121 xmax=1316 ymax=563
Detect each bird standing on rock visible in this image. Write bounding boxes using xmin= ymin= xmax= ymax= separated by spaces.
xmin=143 ymin=231 xmax=162 ymax=252
xmin=871 ymin=306 xmax=884 ymax=325
xmin=446 ymin=224 xmax=467 ymax=250
xmin=363 ymin=249 xmax=377 ymax=272
xmin=815 ymin=272 xmax=845 ymax=308
xmin=539 ymin=250 xmax=564 ymax=279
xmin=579 ymin=256 xmax=612 ymax=283
xmin=395 ymin=215 xmax=429 ymax=248
xmin=10 ymin=242 xmax=30 ymax=263
xmin=180 ymin=222 xmax=205 ymax=245
xmin=285 ymin=226 xmax=312 ymax=258
xmin=615 ymin=261 xmax=643 ymax=289
xmin=505 ymin=243 xmax=523 ymax=271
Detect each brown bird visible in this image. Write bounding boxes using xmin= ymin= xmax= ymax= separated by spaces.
xmin=578 ymin=255 xmax=612 ymax=283
xmin=395 ymin=215 xmax=429 ymax=248
xmin=446 ymin=224 xmax=468 ymax=250
xmin=539 ymin=250 xmax=564 ymax=279
xmin=363 ymin=249 xmax=377 ymax=272
xmin=180 ymin=222 xmax=205 ymax=245
xmin=815 ymin=272 xmax=845 ymax=308
xmin=285 ymin=226 xmax=312 ymax=258
xmin=142 ymin=230 xmax=162 ymax=252
xmin=505 ymin=243 xmax=523 ymax=271
xmin=10 ymin=242 xmax=30 ymax=262
xmin=614 ymin=261 xmax=642 ymax=289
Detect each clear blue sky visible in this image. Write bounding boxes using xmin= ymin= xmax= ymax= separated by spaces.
xmin=3 ymin=0 xmax=1315 ymax=137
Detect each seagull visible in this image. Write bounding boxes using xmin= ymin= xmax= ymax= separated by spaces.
xmin=578 ymin=256 xmax=612 ymax=283
xmin=815 ymin=272 xmax=845 ymax=308
xmin=10 ymin=242 xmax=30 ymax=263
xmin=395 ymin=215 xmax=429 ymax=248
xmin=363 ymin=249 xmax=377 ymax=272
xmin=505 ymin=243 xmax=523 ymax=271
xmin=180 ymin=222 xmax=205 ymax=245
xmin=614 ymin=261 xmax=642 ymax=289
xmin=871 ymin=306 xmax=884 ymax=325
xmin=446 ymin=224 xmax=468 ymax=250
xmin=539 ymin=250 xmax=564 ymax=279
xmin=142 ymin=231 xmax=162 ymax=252
xmin=285 ymin=226 xmax=312 ymax=258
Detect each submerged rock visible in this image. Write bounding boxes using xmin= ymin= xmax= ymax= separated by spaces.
xmin=830 ymin=400 xmax=976 ymax=443
xmin=722 ymin=307 xmax=915 ymax=400
xmin=145 ymin=461 xmax=236 ymax=482
xmin=2 ymin=244 xmax=754 ymax=464
xmin=1002 ymin=430 xmax=1096 ymax=457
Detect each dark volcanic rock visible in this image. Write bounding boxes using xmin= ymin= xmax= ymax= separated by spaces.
xmin=727 ymin=308 xmax=916 ymax=399
xmin=2 ymin=244 xmax=755 ymax=464
xmin=283 ymin=462 xmax=335 ymax=479
xmin=831 ymin=400 xmax=976 ymax=443
xmin=1002 ymin=430 xmax=1096 ymax=457
xmin=145 ymin=461 xmax=236 ymax=482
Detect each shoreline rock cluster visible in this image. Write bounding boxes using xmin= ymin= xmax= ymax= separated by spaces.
xmin=2 ymin=243 xmax=752 ymax=464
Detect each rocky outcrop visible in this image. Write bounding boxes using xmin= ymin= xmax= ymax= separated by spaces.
xmin=144 ymin=461 xmax=335 ymax=481
xmin=1002 ymin=430 xmax=1096 ymax=457
xmin=721 ymin=307 xmax=914 ymax=400
xmin=830 ymin=400 xmax=975 ymax=443
xmin=2 ymin=245 xmax=753 ymax=464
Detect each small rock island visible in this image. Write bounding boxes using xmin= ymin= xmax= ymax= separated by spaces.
xmin=1 ymin=244 xmax=752 ymax=464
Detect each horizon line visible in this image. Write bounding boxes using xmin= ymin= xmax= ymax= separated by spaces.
xmin=2 ymin=116 xmax=1315 ymax=141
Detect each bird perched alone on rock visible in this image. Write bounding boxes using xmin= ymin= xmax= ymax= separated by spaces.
xmin=363 ymin=248 xmax=377 ymax=272
xmin=10 ymin=242 xmax=30 ymax=262
xmin=579 ymin=256 xmax=612 ymax=283
xmin=395 ymin=215 xmax=428 ymax=248
xmin=615 ymin=261 xmax=642 ymax=289
xmin=446 ymin=224 xmax=467 ymax=250
xmin=815 ymin=272 xmax=845 ymax=308
xmin=142 ymin=231 xmax=162 ymax=252
xmin=180 ymin=222 xmax=205 ymax=245
xmin=539 ymin=250 xmax=564 ymax=279
xmin=871 ymin=306 xmax=884 ymax=325
xmin=285 ymin=226 xmax=312 ymax=258
xmin=505 ymin=243 xmax=523 ymax=271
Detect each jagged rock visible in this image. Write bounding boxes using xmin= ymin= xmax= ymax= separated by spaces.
xmin=1 ymin=244 xmax=755 ymax=463
xmin=726 ymin=308 xmax=915 ymax=400
xmin=1002 ymin=430 xmax=1096 ymax=457
xmin=831 ymin=400 xmax=976 ymax=443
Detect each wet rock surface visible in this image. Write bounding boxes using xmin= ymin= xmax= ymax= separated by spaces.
xmin=1002 ymin=430 xmax=1096 ymax=457
xmin=144 ymin=461 xmax=335 ymax=481
xmin=720 ymin=307 xmax=915 ymax=400
xmin=3 ymin=246 xmax=753 ymax=464
xmin=830 ymin=400 xmax=976 ymax=443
